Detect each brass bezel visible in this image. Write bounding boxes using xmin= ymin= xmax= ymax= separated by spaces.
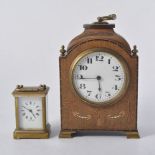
xmin=69 ymin=48 xmax=130 ymax=106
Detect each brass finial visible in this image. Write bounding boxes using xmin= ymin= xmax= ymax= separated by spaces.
xmin=131 ymin=45 xmax=138 ymax=56
xmin=16 ymin=85 xmax=23 ymax=90
xmin=60 ymin=45 xmax=66 ymax=56
xmin=39 ymin=84 xmax=46 ymax=90
xmin=97 ymin=14 xmax=117 ymax=23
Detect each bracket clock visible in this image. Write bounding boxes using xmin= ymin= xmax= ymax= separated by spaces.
xmin=59 ymin=14 xmax=140 ymax=138
xmin=12 ymin=84 xmax=50 ymax=139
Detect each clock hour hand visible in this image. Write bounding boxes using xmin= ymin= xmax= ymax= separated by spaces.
xmin=79 ymin=75 xmax=97 ymax=79
xmin=82 ymin=77 xmax=97 ymax=79
xmin=22 ymin=106 xmax=31 ymax=111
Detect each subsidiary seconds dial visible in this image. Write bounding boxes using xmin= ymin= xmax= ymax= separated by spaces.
xmin=71 ymin=49 xmax=129 ymax=105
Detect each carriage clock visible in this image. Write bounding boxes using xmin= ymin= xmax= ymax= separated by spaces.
xmin=12 ymin=84 xmax=50 ymax=139
xmin=59 ymin=14 xmax=140 ymax=138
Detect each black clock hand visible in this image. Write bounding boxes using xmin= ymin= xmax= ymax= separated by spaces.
xmin=97 ymin=76 xmax=102 ymax=92
xmin=79 ymin=75 xmax=97 ymax=79
xmin=22 ymin=106 xmax=36 ymax=118
xmin=98 ymin=80 xmax=101 ymax=91
xmin=79 ymin=75 xmax=102 ymax=91
xmin=22 ymin=106 xmax=31 ymax=111
xmin=82 ymin=77 xmax=97 ymax=79
xmin=30 ymin=111 xmax=36 ymax=118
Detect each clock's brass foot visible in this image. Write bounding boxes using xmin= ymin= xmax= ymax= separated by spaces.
xmin=14 ymin=130 xmax=49 ymax=139
xmin=13 ymin=124 xmax=51 ymax=139
xmin=59 ymin=130 xmax=77 ymax=138
xmin=126 ymin=130 xmax=140 ymax=139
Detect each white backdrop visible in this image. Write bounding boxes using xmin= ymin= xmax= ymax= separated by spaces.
xmin=0 ymin=0 xmax=154 ymax=155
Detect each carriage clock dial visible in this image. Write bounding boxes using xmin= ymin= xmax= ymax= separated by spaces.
xmin=71 ymin=49 xmax=129 ymax=105
xmin=18 ymin=97 xmax=42 ymax=129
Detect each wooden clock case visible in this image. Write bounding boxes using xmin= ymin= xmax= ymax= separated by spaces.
xmin=59 ymin=15 xmax=139 ymax=138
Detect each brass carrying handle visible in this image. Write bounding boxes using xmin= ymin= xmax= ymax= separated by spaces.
xmin=97 ymin=14 xmax=117 ymax=23
xmin=15 ymin=84 xmax=46 ymax=92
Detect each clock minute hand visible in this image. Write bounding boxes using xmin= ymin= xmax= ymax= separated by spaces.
xmin=98 ymin=80 xmax=101 ymax=91
xmin=22 ymin=106 xmax=36 ymax=118
xmin=30 ymin=111 xmax=36 ymax=118
xmin=97 ymin=76 xmax=102 ymax=92
xmin=27 ymin=109 xmax=36 ymax=118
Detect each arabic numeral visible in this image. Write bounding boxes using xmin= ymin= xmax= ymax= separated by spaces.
xmin=112 ymin=85 xmax=118 ymax=90
xmin=115 ymin=75 xmax=122 ymax=81
xmin=78 ymin=65 xmax=88 ymax=70
xmin=87 ymin=90 xmax=92 ymax=96
xmin=112 ymin=66 xmax=119 ymax=71
xmin=105 ymin=91 xmax=111 ymax=97
xmin=96 ymin=55 xmax=104 ymax=61
xmin=74 ymin=74 xmax=83 ymax=79
xmin=95 ymin=94 xmax=102 ymax=100
xmin=87 ymin=58 xmax=93 ymax=64
xmin=79 ymin=83 xmax=86 ymax=89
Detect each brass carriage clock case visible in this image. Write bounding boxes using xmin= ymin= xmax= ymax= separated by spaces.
xmin=12 ymin=84 xmax=50 ymax=139
xmin=59 ymin=14 xmax=139 ymax=138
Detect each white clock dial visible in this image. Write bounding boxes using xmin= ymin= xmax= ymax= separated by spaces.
xmin=72 ymin=50 xmax=128 ymax=105
xmin=18 ymin=97 xmax=43 ymax=129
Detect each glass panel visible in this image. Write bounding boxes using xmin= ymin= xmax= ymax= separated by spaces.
xmin=18 ymin=96 xmax=43 ymax=130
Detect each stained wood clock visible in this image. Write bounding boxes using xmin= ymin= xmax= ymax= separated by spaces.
xmin=59 ymin=14 xmax=140 ymax=138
